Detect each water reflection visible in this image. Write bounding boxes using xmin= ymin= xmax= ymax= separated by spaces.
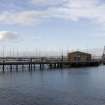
xmin=0 ymin=66 xmax=105 ymax=105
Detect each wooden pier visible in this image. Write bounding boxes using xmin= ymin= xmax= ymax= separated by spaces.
xmin=0 ymin=57 xmax=101 ymax=72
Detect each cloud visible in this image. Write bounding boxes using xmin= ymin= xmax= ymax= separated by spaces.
xmin=0 ymin=0 xmax=105 ymax=27
xmin=31 ymin=0 xmax=48 ymax=4
xmin=0 ymin=11 xmax=47 ymax=25
xmin=44 ymin=0 xmax=105 ymax=27
xmin=0 ymin=31 xmax=17 ymax=41
xmin=31 ymin=0 xmax=66 ymax=6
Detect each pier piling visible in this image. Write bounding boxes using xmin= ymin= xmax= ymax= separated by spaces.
xmin=22 ymin=64 xmax=24 ymax=71
xmin=2 ymin=64 xmax=4 ymax=72
xmin=16 ymin=65 xmax=18 ymax=72
xmin=10 ymin=65 xmax=12 ymax=72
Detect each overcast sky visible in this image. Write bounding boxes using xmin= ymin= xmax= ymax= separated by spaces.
xmin=0 ymin=0 xmax=105 ymax=55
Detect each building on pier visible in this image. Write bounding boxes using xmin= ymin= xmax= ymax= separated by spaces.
xmin=68 ymin=51 xmax=91 ymax=62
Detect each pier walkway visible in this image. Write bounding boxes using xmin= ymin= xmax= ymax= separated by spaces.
xmin=0 ymin=57 xmax=101 ymax=72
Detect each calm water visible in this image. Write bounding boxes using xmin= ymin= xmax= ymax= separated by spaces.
xmin=0 ymin=66 xmax=105 ymax=105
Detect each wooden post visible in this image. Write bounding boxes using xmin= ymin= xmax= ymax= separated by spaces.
xmin=49 ymin=64 xmax=52 ymax=69
xmin=10 ymin=64 xmax=12 ymax=72
xmin=29 ymin=64 xmax=32 ymax=71
xmin=33 ymin=64 xmax=35 ymax=71
xmin=30 ymin=64 xmax=32 ymax=71
xmin=42 ymin=64 xmax=44 ymax=70
xmin=40 ymin=64 xmax=42 ymax=70
xmin=57 ymin=63 xmax=59 ymax=68
xmin=30 ymin=58 xmax=32 ymax=71
xmin=29 ymin=64 xmax=30 ymax=71
xmin=2 ymin=64 xmax=4 ymax=72
xmin=2 ymin=60 xmax=5 ymax=72
xmin=54 ymin=64 xmax=56 ymax=68
xmin=59 ymin=63 xmax=63 ymax=69
xmin=16 ymin=65 xmax=18 ymax=72
xmin=40 ymin=64 xmax=44 ymax=70
xmin=22 ymin=64 xmax=24 ymax=71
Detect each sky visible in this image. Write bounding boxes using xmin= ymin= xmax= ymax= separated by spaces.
xmin=0 ymin=0 xmax=105 ymax=56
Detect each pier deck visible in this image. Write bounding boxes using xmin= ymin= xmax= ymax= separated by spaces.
xmin=0 ymin=57 xmax=101 ymax=72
